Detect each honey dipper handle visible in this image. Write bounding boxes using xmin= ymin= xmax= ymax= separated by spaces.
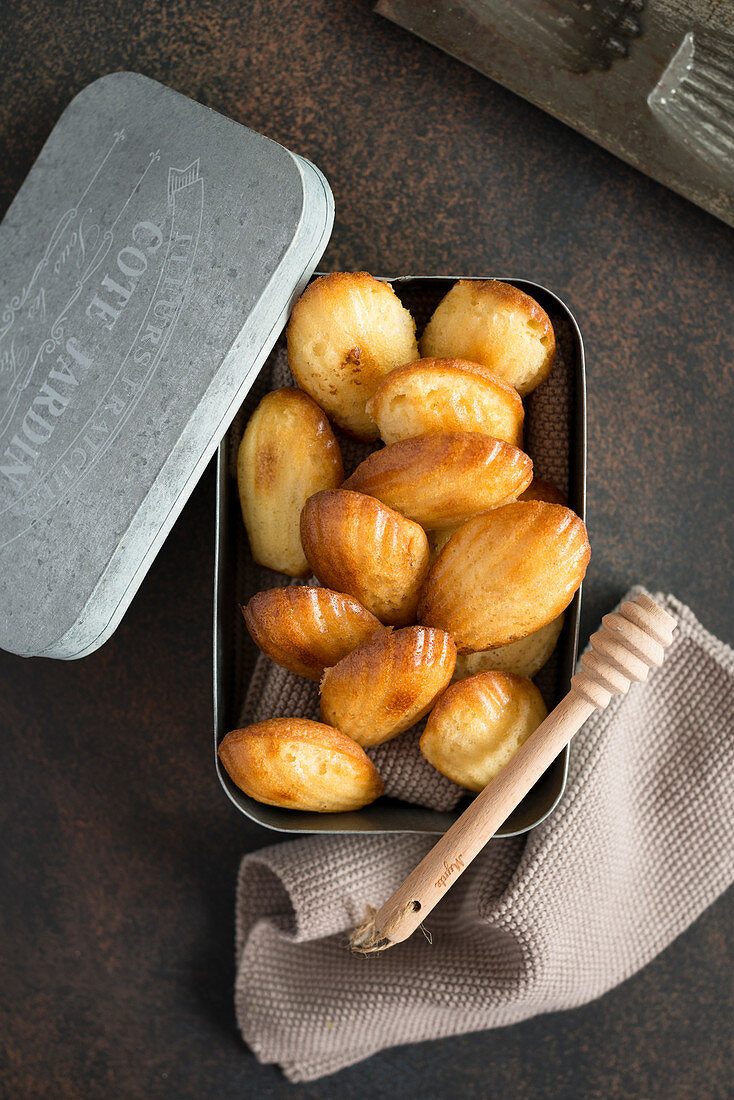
xmin=351 ymin=593 xmax=677 ymax=952
xmin=353 ymin=691 xmax=595 ymax=950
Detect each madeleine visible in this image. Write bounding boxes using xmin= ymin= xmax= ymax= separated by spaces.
xmin=286 ymin=272 xmax=418 ymax=439
xmin=366 ymin=357 xmax=524 ymax=447
xmin=343 ymin=432 xmax=532 ymax=529
xmin=519 ymin=478 xmax=567 ymax=506
xmin=420 ymin=672 xmax=548 ymax=791
xmin=320 ymin=626 xmax=456 ymax=748
xmin=243 ymin=587 xmax=382 ymax=681
xmin=237 ymin=387 xmax=343 ymax=576
xmin=300 ymin=489 xmax=430 ymax=625
xmin=420 ymin=280 xmax=555 ymax=396
xmin=452 ymin=614 xmax=564 ymax=681
xmin=419 ymin=501 xmax=590 ymax=651
xmin=218 ymin=718 xmax=383 ymax=812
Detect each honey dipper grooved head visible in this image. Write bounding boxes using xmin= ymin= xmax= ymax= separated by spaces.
xmin=620 ymin=594 xmax=677 ymax=647
xmin=572 ymin=594 xmax=677 ymax=709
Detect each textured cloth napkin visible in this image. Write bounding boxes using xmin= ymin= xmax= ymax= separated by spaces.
xmin=234 ymin=590 xmax=734 ymax=1081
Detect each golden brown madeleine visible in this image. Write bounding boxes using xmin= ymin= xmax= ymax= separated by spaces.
xmin=243 ymin=587 xmax=382 ymax=681
xmin=300 ymin=489 xmax=430 ymax=625
xmin=218 ymin=718 xmax=383 ymax=812
xmin=519 ymin=477 xmax=567 ymax=506
xmin=366 ymin=357 xmax=524 ymax=447
xmin=419 ymin=501 xmax=590 ymax=651
xmin=286 ymin=272 xmax=419 ymax=440
xmin=420 ymin=672 xmax=548 ymax=790
xmin=320 ymin=626 xmax=456 ymax=748
xmin=237 ymin=387 xmax=343 ymax=576
xmin=452 ymin=614 xmax=564 ymax=681
xmin=343 ymin=432 xmax=533 ymax=529
xmin=419 ymin=280 xmax=556 ymax=396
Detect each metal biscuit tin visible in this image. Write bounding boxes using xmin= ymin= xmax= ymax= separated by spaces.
xmin=214 ymin=275 xmax=586 ymax=837
xmin=0 ymin=72 xmax=333 ymax=658
xmin=1 ymin=77 xmax=586 ymax=837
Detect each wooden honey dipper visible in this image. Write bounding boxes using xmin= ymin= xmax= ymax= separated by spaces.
xmin=351 ymin=592 xmax=678 ymax=953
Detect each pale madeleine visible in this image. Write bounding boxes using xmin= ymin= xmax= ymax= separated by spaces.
xmin=218 ymin=718 xmax=384 ymax=812
xmin=320 ymin=626 xmax=456 ymax=748
xmin=452 ymin=614 xmax=565 ymax=681
xmin=366 ymin=357 xmax=524 ymax=447
xmin=237 ymin=387 xmax=343 ymax=577
xmin=419 ymin=501 xmax=590 ymax=651
xmin=421 ymin=671 xmax=548 ymax=790
xmin=343 ymin=431 xmax=533 ymax=529
xmin=243 ymin=586 xmax=382 ymax=681
xmin=300 ymin=489 xmax=430 ymax=625
xmin=420 ymin=279 xmax=555 ymax=396
xmin=286 ymin=272 xmax=418 ymax=439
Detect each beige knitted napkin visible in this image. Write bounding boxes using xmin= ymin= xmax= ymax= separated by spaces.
xmin=234 ymin=590 xmax=734 ymax=1082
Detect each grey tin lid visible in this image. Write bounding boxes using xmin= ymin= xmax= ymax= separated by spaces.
xmin=0 ymin=72 xmax=333 ymax=659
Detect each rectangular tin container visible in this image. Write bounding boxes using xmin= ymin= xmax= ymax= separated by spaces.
xmin=0 ymin=73 xmax=333 ymax=659
xmin=214 ymin=274 xmax=586 ymax=837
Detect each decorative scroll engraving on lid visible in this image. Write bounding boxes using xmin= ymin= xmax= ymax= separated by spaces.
xmin=0 ymin=133 xmax=204 ymax=548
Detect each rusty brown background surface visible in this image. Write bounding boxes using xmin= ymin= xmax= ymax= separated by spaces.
xmin=1 ymin=1 xmax=732 ymax=1097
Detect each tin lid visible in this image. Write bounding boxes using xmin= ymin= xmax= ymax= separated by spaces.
xmin=0 ymin=72 xmax=334 ymax=658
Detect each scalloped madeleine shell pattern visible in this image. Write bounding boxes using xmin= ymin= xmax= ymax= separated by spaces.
xmin=320 ymin=626 xmax=457 ymax=748
xmin=237 ymin=387 xmax=343 ymax=577
xmin=217 ymin=718 xmax=384 ymax=812
xmin=342 ymin=431 xmax=533 ymax=529
xmin=366 ymin=357 xmax=524 ymax=447
xmin=300 ymin=489 xmax=430 ymax=625
xmin=243 ymin=586 xmax=382 ymax=681
xmin=419 ymin=501 xmax=590 ymax=652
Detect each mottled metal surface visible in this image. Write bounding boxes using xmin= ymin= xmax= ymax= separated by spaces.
xmin=377 ymin=0 xmax=734 ymax=226
xmin=0 ymin=0 xmax=732 ymax=1097
xmin=0 ymin=73 xmax=331 ymax=659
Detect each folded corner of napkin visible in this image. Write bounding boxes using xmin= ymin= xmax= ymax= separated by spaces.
xmin=233 ymin=589 xmax=734 ymax=1082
